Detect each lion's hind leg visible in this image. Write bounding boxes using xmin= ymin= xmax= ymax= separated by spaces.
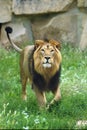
xmin=20 ymin=69 xmax=28 ymax=100
xmin=20 ymin=54 xmax=28 ymax=100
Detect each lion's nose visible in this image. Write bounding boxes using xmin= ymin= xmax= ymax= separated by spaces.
xmin=45 ymin=57 xmax=50 ymax=61
xmin=45 ymin=57 xmax=50 ymax=63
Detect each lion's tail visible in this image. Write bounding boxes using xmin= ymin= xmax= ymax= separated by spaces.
xmin=5 ymin=26 xmax=22 ymax=53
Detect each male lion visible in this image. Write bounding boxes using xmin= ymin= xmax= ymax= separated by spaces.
xmin=5 ymin=27 xmax=62 ymax=109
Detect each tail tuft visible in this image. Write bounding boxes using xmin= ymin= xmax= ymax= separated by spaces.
xmin=5 ymin=26 xmax=22 ymax=52
xmin=5 ymin=26 xmax=13 ymax=34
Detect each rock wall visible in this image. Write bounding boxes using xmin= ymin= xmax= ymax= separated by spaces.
xmin=0 ymin=0 xmax=87 ymax=50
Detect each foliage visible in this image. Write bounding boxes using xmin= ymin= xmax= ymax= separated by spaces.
xmin=0 ymin=44 xmax=87 ymax=129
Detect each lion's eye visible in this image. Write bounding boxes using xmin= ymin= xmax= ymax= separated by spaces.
xmin=51 ymin=50 xmax=54 ymax=54
xmin=41 ymin=49 xmax=45 ymax=54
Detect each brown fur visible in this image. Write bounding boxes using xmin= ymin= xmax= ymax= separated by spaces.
xmin=5 ymin=27 xmax=62 ymax=109
xmin=33 ymin=40 xmax=62 ymax=81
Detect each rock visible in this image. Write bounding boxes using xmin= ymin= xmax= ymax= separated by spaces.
xmin=13 ymin=0 xmax=74 ymax=15
xmin=32 ymin=13 xmax=78 ymax=45
xmin=77 ymin=0 xmax=87 ymax=7
xmin=0 ymin=0 xmax=12 ymax=23
xmin=79 ymin=19 xmax=87 ymax=50
xmin=1 ymin=17 xmax=34 ymax=49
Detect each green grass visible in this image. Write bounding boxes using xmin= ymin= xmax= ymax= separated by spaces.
xmin=0 ymin=44 xmax=87 ymax=129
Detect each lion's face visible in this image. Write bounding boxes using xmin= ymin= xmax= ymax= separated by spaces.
xmin=37 ymin=44 xmax=57 ymax=68
xmin=33 ymin=40 xmax=62 ymax=79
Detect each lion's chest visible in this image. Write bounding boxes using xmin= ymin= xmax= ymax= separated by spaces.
xmin=32 ymin=66 xmax=61 ymax=92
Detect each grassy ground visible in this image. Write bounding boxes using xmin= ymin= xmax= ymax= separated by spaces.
xmin=0 ymin=44 xmax=87 ymax=129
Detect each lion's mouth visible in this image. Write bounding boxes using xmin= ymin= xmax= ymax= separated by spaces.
xmin=42 ymin=57 xmax=52 ymax=68
xmin=43 ymin=63 xmax=52 ymax=68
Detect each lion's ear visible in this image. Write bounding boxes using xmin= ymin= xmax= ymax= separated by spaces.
xmin=49 ymin=39 xmax=61 ymax=50
xmin=35 ymin=40 xmax=44 ymax=48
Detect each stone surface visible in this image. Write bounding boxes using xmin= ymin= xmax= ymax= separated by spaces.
xmin=0 ymin=0 xmax=87 ymax=50
xmin=32 ymin=13 xmax=78 ymax=45
xmin=84 ymin=0 xmax=87 ymax=7
xmin=12 ymin=0 xmax=74 ymax=15
xmin=0 ymin=0 xmax=12 ymax=23
xmin=1 ymin=17 xmax=34 ymax=49
xmin=77 ymin=0 xmax=87 ymax=7
xmin=77 ymin=0 xmax=84 ymax=7
xmin=79 ymin=18 xmax=87 ymax=50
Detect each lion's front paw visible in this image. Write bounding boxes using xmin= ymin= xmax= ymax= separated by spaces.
xmin=46 ymin=99 xmax=61 ymax=111
xmin=46 ymin=99 xmax=55 ymax=110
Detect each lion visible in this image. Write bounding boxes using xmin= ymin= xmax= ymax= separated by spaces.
xmin=5 ymin=26 xmax=62 ymax=109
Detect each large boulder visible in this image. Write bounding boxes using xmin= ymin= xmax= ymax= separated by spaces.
xmin=79 ymin=19 xmax=87 ymax=50
xmin=77 ymin=0 xmax=87 ymax=7
xmin=0 ymin=0 xmax=12 ymax=23
xmin=32 ymin=13 xmax=78 ymax=45
xmin=13 ymin=0 xmax=74 ymax=15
